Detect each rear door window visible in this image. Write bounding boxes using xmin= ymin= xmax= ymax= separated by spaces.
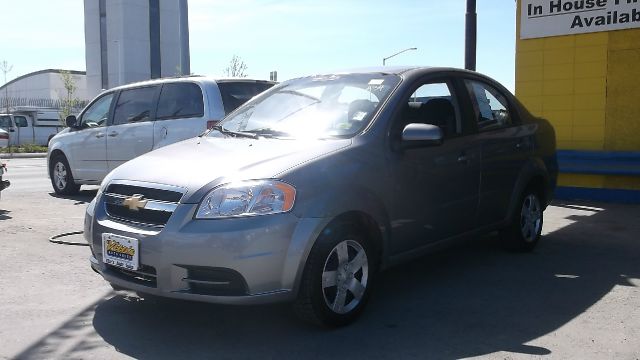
xmin=217 ymin=82 xmax=274 ymax=114
xmin=156 ymin=83 xmax=204 ymax=120
xmin=112 ymin=86 xmax=158 ymax=125
xmin=465 ymin=80 xmax=512 ymax=131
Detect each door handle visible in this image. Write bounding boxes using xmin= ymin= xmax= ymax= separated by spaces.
xmin=108 ymin=131 xmax=119 ymax=137
xmin=457 ymin=154 xmax=469 ymax=163
xmin=95 ymin=133 xmax=105 ymax=138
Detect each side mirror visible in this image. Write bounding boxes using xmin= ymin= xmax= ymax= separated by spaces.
xmin=65 ymin=115 xmax=78 ymax=128
xmin=401 ymin=123 xmax=443 ymax=149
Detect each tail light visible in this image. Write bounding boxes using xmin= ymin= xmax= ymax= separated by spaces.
xmin=206 ymin=120 xmax=219 ymax=129
xmin=0 ymin=133 xmax=8 ymax=140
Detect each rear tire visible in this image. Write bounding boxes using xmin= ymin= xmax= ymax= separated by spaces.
xmin=294 ymin=223 xmax=375 ymax=327
xmin=50 ymin=154 xmax=80 ymax=195
xmin=501 ymin=187 xmax=544 ymax=252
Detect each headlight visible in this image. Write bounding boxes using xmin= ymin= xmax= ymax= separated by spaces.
xmin=195 ymin=180 xmax=296 ymax=219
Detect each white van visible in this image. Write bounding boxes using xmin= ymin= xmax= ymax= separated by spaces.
xmin=0 ymin=109 xmax=63 ymax=146
xmin=47 ymin=76 xmax=274 ymax=194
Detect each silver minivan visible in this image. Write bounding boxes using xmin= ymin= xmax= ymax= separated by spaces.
xmin=47 ymin=77 xmax=274 ymax=194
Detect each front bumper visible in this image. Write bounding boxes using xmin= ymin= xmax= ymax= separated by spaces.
xmin=85 ymin=196 xmax=328 ymax=305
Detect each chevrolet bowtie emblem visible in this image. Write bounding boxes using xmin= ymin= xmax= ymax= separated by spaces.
xmin=123 ymin=194 xmax=148 ymax=211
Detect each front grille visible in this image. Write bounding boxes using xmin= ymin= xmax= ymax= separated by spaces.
xmin=179 ymin=265 xmax=248 ymax=296
xmin=106 ymin=184 xmax=183 ymax=203
xmin=107 ymin=264 xmax=158 ymax=288
xmin=102 ymin=182 xmax=185 ymax=227
xmin=105 ymin=203 xmax=171 ymax=226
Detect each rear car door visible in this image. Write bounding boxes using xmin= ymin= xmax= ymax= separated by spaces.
xmin=153 ymin=82 xmax=205 ymax=149
xmin=463 ymin=78 xmax=531 ymax=226
xmin=67 ymin=92 xmax=115 ymax=181
xmin=107 ymin=86 xmax=159 ymax=171
xmin=387 ymin=78 xmax=481 ymax=254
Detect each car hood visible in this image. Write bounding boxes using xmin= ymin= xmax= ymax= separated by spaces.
xmin=103 ymin=136 xmax=352 ymax=203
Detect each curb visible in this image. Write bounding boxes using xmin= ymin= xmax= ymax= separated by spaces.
xmin=0 ymin=152 xmax=48 ymax=159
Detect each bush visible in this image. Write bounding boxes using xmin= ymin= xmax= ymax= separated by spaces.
xmin=0 ymin=144 xmax=48 ymax=153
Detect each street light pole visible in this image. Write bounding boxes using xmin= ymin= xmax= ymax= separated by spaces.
xmin=465 ymin=0 xmax=477 ymax=71
xmin=383 ymin=47 xmax=417 ymax=66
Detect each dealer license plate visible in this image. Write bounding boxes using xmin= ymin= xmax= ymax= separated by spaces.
xmin=102 ymin=233 xmax=139 ymax=271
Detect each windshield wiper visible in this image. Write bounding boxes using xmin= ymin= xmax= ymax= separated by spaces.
xmin=245 ymin=128 xmax=291 ymax=138
xmin=211 ymin=125 xmax=258 ymax=139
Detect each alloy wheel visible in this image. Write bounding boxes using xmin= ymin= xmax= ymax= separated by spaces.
xmin=520 ymin=194 xmax=542 ymax=242
xmin=321 ymin=239 xmax=369 ymax=314
xmin=54 ymin=162 xmax=68 ymax=190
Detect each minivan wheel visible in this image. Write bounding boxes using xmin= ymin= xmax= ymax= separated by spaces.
xmin=501 ymin=188 xmax=543 ymax=252
xmin=50 ymin=154 xmax=80 ymax=195
xmin=294 ymin=224 xmax=374 ymax=327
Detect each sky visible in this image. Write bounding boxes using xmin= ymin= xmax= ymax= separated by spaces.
xmin=1 ymin=0 xmax=517 ymax=91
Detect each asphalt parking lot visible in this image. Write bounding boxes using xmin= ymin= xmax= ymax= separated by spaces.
xmin=0 ymin=158 xmax=638 ymax=359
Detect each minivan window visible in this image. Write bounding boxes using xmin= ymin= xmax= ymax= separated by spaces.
xmin=216 ymin=74 xmax=400 ymax=139
xmin=217 ymin=82 xmax=274 ymax=114
xmin=81 ymin=93 xmax=114 ymax=127
xmin=112 ymin=87 xmax=157 ymax=125
xmin=14 ymin=116 xmax=28 ymax=127
xmin=156 ymin=83 xmax=204 ymax=119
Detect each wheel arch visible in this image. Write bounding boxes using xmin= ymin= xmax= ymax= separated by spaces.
xmin=506 ymin=157 xmax=552 ymax=222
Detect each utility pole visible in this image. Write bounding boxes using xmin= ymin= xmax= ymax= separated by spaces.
xmin=465 ymin=0 xmax=477 ymax=71
xmin=0 ymin=60 xmax=13 ymax=113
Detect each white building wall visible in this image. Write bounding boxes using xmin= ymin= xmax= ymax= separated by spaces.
xmin=84 ymin=0 xmax=101 ymax=98
xmin=1 ymin=71 xmax=88 ymax=101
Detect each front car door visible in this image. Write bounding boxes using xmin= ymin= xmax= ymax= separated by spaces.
xmin=107 ymin=86 xmax=159 ymax=171
xmin=462 ymin=78 xmax=531 ymax=227
xmin=67 ymin=92 xmax=115 ymax=181
xmin=387 ymin=78 xmax=481 ymax=254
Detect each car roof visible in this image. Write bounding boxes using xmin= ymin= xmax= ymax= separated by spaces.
xmin=107 ymin=76 xmax=276 ymax=92
xmin=290 ymin=66 xmax=485 ymax=79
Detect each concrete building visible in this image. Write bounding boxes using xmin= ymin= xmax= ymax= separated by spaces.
xmin=0 ymin=69 xmax=89 ymax=110
xmin=515 ymin=0 xmax=640 ymax=202
xmin=84 ymin=0 xmax=190 ymax=97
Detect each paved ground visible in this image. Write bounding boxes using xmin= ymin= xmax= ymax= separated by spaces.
xmin=1 ymin=158 xmax=639 ymax=359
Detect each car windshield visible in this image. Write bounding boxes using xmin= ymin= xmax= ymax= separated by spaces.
xmin=212 ymin=73 xmax=400 ymax=139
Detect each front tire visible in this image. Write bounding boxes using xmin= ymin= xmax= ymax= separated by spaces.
xmin=294 ymin=223 xmax=375 ymax=327
xmin=501 ymin=187 xmax=544 ymax=252
xmin=50 ymin=154 xmax=80 ymax=195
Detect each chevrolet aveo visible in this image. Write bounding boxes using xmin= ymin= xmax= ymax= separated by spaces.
xmin=85 ymin=67 xmax=557 ymax=327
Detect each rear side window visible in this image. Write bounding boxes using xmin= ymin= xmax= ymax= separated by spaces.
xmin=465 ymin=80 xmax=512 ymax=131
xmin=156 ymin=83 xmax=204 ymax=120
xmin=217 ymin=82 xmax=274 ymax=114
xmin=112 ymin=86 xmax=157 ymax=125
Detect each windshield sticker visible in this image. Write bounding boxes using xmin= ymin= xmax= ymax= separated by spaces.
xmin=368 ymin=79 xmax=384 ymax=85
